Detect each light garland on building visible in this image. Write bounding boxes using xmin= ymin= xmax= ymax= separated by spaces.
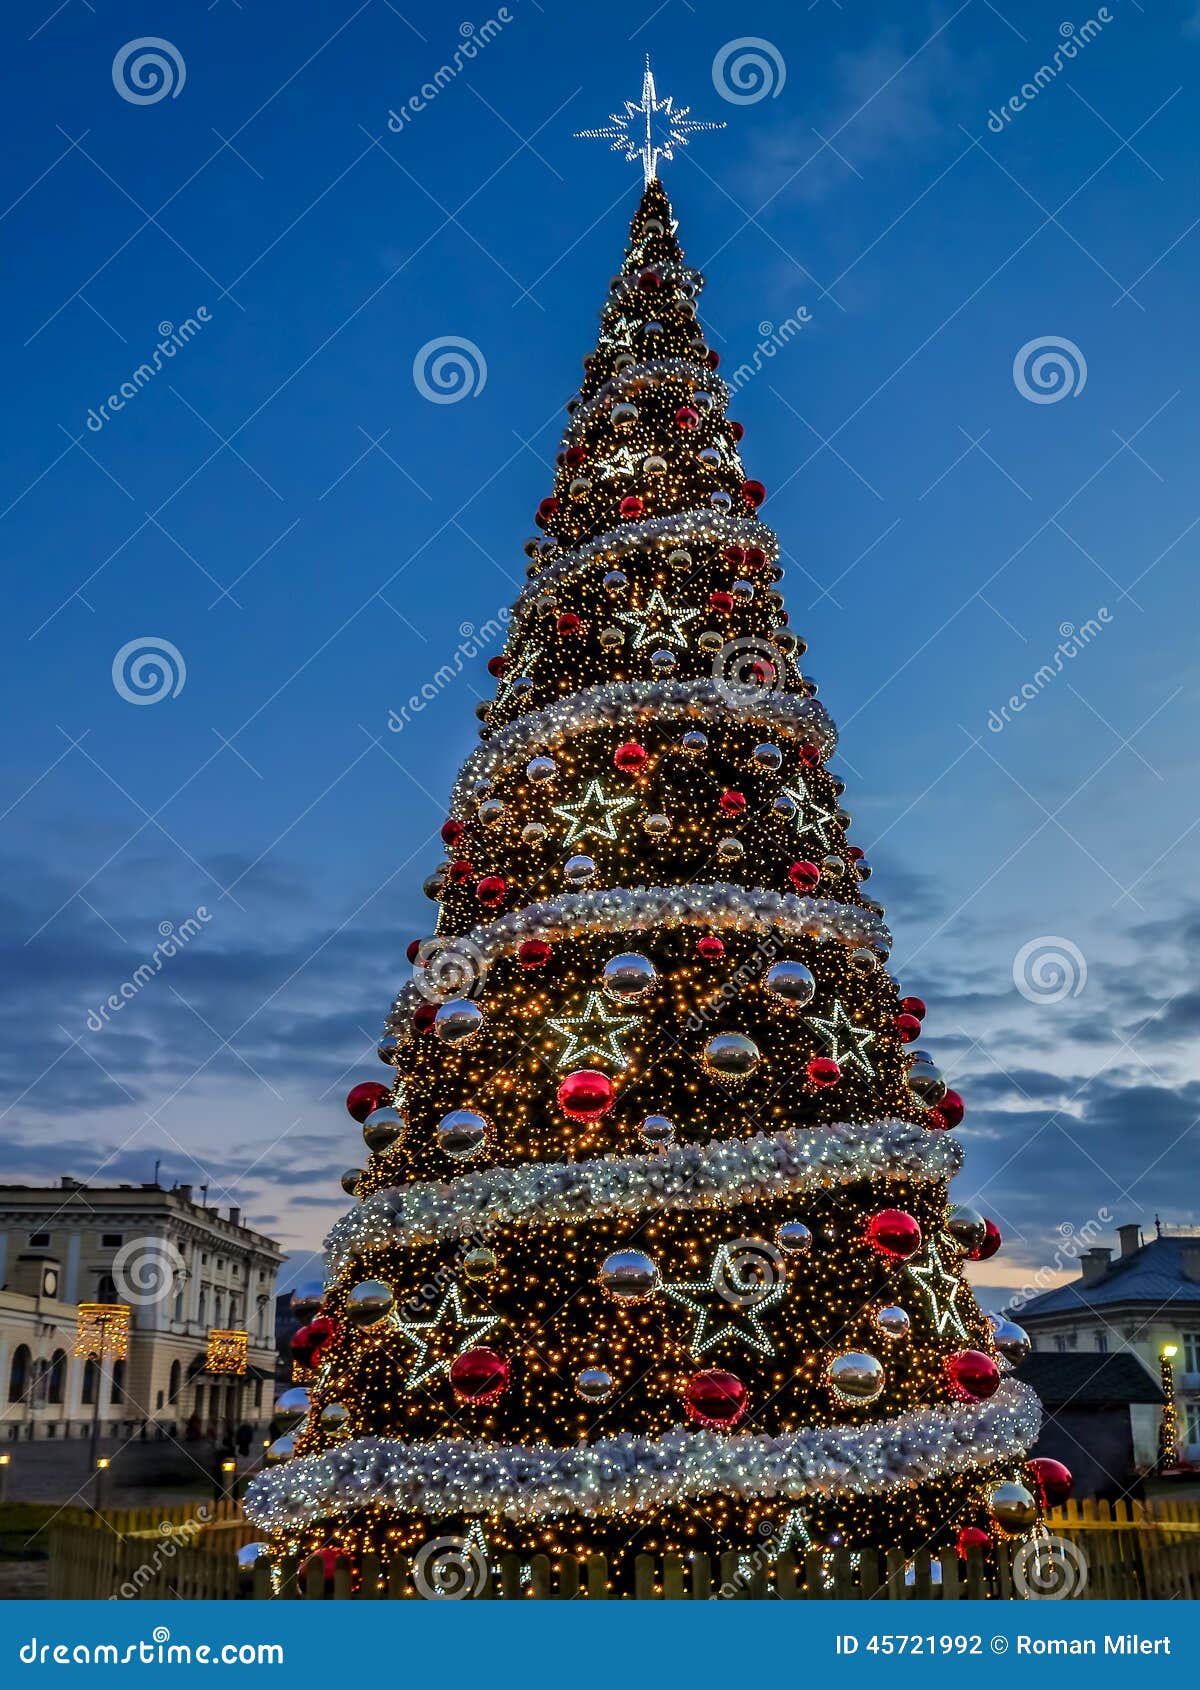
xmin=206 ymin=1328 xmax=249 ymax=1376
xmin=74 ymin=1304 xmax=130 ymax=1361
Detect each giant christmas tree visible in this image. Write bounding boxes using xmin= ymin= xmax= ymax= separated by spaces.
xmin=246 ymin=67 xmax=1055 ymax=1593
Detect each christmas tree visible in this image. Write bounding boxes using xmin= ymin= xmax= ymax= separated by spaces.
xmin=246 ymin=71 xmax=1059 ymax=1592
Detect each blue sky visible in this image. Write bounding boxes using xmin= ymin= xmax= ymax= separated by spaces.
xmin=2 ymin=0 xmax=1198 ymax=1301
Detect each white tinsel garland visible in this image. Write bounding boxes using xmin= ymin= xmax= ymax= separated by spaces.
xmin=244 ymin=1380 xmax=1041 ymax=1531
xmin=564 ymin=358 xmax=730 ymax=438
xmin=512 ymin=508 xmax=777 ymax=620
xmin=324 ymin=1118 xmax=961 ymax=1278
xmin=387 ymin=883 xmax=891 ymax=1028
xmin=451 ymin=680 xmax=835 ymax=815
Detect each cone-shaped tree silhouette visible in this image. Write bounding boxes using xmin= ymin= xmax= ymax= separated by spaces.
xmin=246 ymin=180 xmax=1044 ymax=1588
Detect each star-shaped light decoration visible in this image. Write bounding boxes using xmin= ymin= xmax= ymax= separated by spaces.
xmin=662 ymin=1241 xmax=787 ymax=1357
xmin=595 ymin=445 xmax=641 ymax=481
xmin=551 ymin=779 xmax=637 ymax=845
xmin=546 ymin=990 xmax=641 ymax=1069
xmin=599 ymin=312 xmax=634 ymax=352
xmin=807 ymin=999 xmax=875 ymax=1077
xmin=781 ymin=782 xmax=837 ymax=850
xmin=905 ymin=1239 xmax=969 ymax=1340
xmin=391 ymin=1283 xmax=500 ymax=1388
xmin=616 ymin=588 xmax=699 ymax=651
xmin=576 ymin=57 xmax=726 ymax=186
xmin=495 ymin=643 xmax=542 ymax=705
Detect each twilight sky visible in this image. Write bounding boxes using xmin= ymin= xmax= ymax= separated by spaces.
xmin=2 ymin=0 xmax=1198 ymax=1303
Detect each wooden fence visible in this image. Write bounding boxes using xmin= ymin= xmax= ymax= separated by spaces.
xmin=44 ymin=1495 xmax=1200 ymax=1600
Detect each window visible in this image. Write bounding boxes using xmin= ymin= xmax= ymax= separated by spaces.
xmin=110 ymin=1359 xmax=125 ymax=1405
xmin=198 ymin=1289 xmax=208 ymax=1324
xmin=7 ymin=1345 xmax=31 ymax=1405
xmin=168 ymin=1360 xmax=181 ymax=1403
xmin=100 ymin=1233 xmax=123 ymax=1248
xmin=254 ymin=1378 xmax=263 ymax=1408
xmin=47 ymin=1350 xmax=66 ymax=1405
xmin=1186 ymin=1404 xmax=1200 ymax=1448
xmin=1184 ymin=1332 xmax=1200 ymax=1373
xmin=96 ymin=1273 xmax=117 ymax=1302
xmin=1095 ymin=1331 xmax=1109 ymax=1353
xmin=194 ymin=1384 xmax=206 ymax=1418
xmin=81 ymin=1359 xmax=98 ymax=1405
xmin=201 ymin=1253 xmax=208 ymax=1265
xmin=156 ymin=1390 xmax=164 ymax=1409
xmin=28 ymin=1231 xmax=50 ymax=1248
xmin=232 ymin=1264 xmax=240 ymax=1278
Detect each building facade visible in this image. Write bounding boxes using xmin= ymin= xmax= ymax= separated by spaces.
xmin=1012 ymin=1222 xmax=1200 ymax=1470
xmin=0 ymin=1179 xmax=285 ymax=1441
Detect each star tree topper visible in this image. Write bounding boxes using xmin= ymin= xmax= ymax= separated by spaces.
xmin=576 ymin=58 xmax=726 ymax=185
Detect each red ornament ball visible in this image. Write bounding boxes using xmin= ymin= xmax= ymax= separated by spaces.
xmin=709 ymin=590 xmax=734 ymax=615
xmin=696 ymin=934 xmax=725 ymax=960
xmin=684 ymin=1369 xmax=747 ymax=1428
xmin=405 ymin=939 xmax=422 ymax=964
xmin=476 ymin=875 xmax=507 ymax=907
xmin=619 ymin=495 xmax=645 ymax=520
xmin=556 ymin=612 xmax=581 ymax=635
xmin=957 ymin=1527 xmax=991 ymax=1557
xmin=846 ymin=846 xmax=865 ymax=863
xmin=565 ymin=445 xmax=586 ymax=468
xmin=727 ymin=420 xmax=745 ymax=442
xmin=637 ymin=268 xmax=662 ymax=291
xmin=865 ymin=1208 xmax=923 ymax=1261
xmin=292 ymin=1315 xmax=339 ymax=1370
xmin=413 ymin=1003 xmax=438 ymax=1035
xmin=1029 ymin=1457 xmax=1073 ymax=1506
xmin=741 ymin=479 xmax=767 ymax=508
xmin=748 ymin=658 xmax=776 ymax=686
xmin=613 ymin=741 xmax=648 ymax=773
xmin=722 ymin=545 xmax=747 ymax=568
xmin=894 ymin=1013 xmax=922 ymax=1044
xmin=705 ymin=349 xmax=720 ymax=370
xmin=807 ymin=1056 xmax=841 ymax=1088
xmin=900 ymin=995 xmax=927 ymax=1020
xmin=972 ymin=1217 xmax=1002 ymax=1261
xmin=441 ymin=818 xmax=465 ymax=848
xmin=936 ymin=1088 xmax=966 ymax=1129
xmin=557 ymin=1069 xmax=615 ymax=1121
xmin=675 ymin=405 xmax=700 ymax=430
xmin=788 ymin=860 xmax=820 ymax=892
xmin=745 ymin=546 xmax=767 ymax=572
xmin=447 ymin=858 xmax=473 ymax=886
xmin=518 ymin=938 xmax=552 ymax=969
xmin=486 ymin=655 xmax=507 ymax=679
xmin=345 ymin=1081 xmax=390 ymax=1123
xmin=537 ymin=496 xmax=559 ymax=521
xmin=450 ymin=1346 xmax=510 ymax=1405
xmin=719 ymin=789 xmax=746 ymax=816
xmin=945 ymin=1350 xmax=1000 ymax=1402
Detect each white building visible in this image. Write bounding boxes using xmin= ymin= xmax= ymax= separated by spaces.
xmin=0 ymin=1178 xmax=284 ymax=1442
xmin=1012 ymin=1222 xmax=1200 ymax=1470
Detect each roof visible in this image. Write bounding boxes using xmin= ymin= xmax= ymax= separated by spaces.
xmin=1014 ymin=1233 xmax=1200 ymax=1318
xmin=1015 ymin=1350 xmax=1165 ymax=1407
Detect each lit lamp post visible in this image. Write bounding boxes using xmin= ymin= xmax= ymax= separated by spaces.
xmin=94 ymin=1456 xmax=110 ymax=1512
xmin=74 ymin=1305 xmax=130 ymax=1507
xmin=1159 ymin=1343 xmax=1179 ymax=1471
xmin=0 ymin=1452 xmax=10 ymax=1505
xmin=205 ymin=1329 xmax=249 ymax=1497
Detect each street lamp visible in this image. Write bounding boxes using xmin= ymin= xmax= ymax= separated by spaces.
xmin=74 ymin=1305 xmax=130 ymax=1509
xmin=0 ymin=1452 xmax=10 ymax=1505
xmin=1159 ymin=1344 xmax=1179 ymax=1470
